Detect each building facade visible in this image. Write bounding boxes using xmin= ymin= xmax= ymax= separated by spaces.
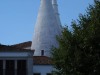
xmin=0 ymin=45 xmax=34 ymax=75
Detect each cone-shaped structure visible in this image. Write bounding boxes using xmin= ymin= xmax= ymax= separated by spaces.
xmin=31 ymin=0 xmax=61 ymax=56
xmin=52 ymin=0 xmax=62 ymax=30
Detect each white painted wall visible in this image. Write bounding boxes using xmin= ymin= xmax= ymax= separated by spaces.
xmin=33 ymin=65 xmax=53 ymax=75
xmin=0 ymin=52 xmax=28 ymax=57
xmin=31 ymin=0 xmax=61 ymax=57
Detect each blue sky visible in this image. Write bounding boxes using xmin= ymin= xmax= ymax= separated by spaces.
xmin=0 ymin=0 xmax=94 ymax=45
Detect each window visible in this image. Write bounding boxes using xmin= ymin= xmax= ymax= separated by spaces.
xmin=5 ymin=60 xmax=15 ymax=75
xmin=0 ymin=60 xmax=3 ymax=75
xmin=47 ymin=73 xmax=52 ymax=75
xmin=17 ymin=60 xmax=27 ymax=75
xmin=33 ymin=73 xmax=40 ymax=75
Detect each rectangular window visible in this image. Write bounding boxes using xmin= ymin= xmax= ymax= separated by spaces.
xmin=17 ymin=60 xmax=27 ymax=75
xmin=5 ymin=60 xmax=15 ymax=75
xmin=33 ymin=73 xmax=40 ymax=75
xmin=0 ymin=60 xmax=3 ymax=75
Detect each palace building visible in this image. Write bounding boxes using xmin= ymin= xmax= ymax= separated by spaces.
xmin=0 ymin=0 xmax=62 ymax=75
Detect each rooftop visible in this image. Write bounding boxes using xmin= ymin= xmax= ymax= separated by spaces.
xmin=0 ymin=44 xmax=33 ymax=52
xmin=11 ymin=41 xmax=32 ymax=49
xmin=33 ymin=56 xmax=52 ymax=65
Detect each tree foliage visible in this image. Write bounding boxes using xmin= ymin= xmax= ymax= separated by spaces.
xmin=52 ymin=0 xmax=100 ymax=75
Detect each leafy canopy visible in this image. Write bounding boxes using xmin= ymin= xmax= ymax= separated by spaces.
xmin=52 ymin=0 xmax=100 ymax=75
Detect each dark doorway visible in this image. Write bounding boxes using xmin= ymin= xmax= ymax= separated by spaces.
xmin=5 ymin=60 xmax=15 ymax=75
xmin=17 ymin=60 xmax=27 ymax=75
xmin=0 ymin=60 xmax=3 ymax=75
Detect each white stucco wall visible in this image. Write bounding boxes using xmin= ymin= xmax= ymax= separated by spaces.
xmin=0 ymin=52 xmax=29 ymax=57
xmin=31 ymin=0 xmax=61 ymax=57
xmin=33 ymin=65 xmax=53 ymax=75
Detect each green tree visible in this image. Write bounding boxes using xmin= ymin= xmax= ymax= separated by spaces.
xmin=52 ymin=0 xmax=100 ymax=75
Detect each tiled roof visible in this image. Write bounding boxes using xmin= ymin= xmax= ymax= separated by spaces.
xmin=0 ymin=44 xmax=33 ymax=52
xmin=12 ymin=41 xmax=32 ymax=49
xmin=33 ymin=56 xmax=52 ymax=65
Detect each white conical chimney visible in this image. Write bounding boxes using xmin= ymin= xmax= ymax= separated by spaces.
xmin=52 ymin=0 xmax=62 ymax=31
xmin=31 ymin=0 xmax=61 ymax=56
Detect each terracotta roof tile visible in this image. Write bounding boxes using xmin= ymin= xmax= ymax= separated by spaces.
xmin=33 ymin=56 xmax=52 ymax=65
xmin=0 ymin=44 xmax=34 ymax=52
xmin=12 ymin=41 xmax=32 ymax=49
